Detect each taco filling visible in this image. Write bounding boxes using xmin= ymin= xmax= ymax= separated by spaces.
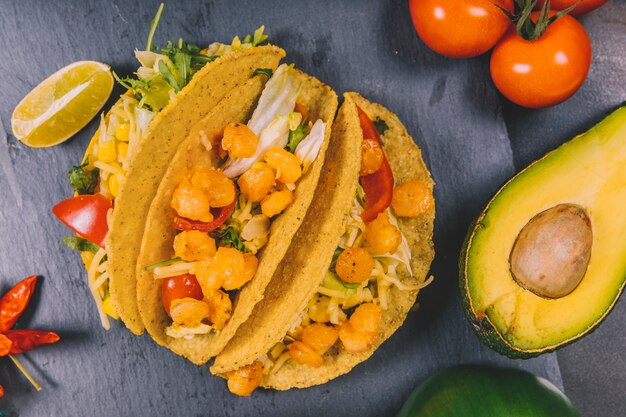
xmin=52 ymin=12 xmax=269 ymax=330
xmin=224 ymin=106 xmax=433 ymax=396
xmin=147 ymin=64 xmax=328 ymax=340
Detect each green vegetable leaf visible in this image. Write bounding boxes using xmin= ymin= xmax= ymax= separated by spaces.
xmin=286 ymin=121 xmax=311 ymax=153
xmin=253 ymin=68 xmax=273 ymax=78
xmin=146 ymin=3 xmax=164 ymax=51
xmin=68 ymin=159 xmax=99 ymax=195
xmin=113 ymin=70 xmax=172 ymax=112
xmin=63 ymin=236 xmax=100 ymax=254
xmin=144 ymin=257 xmax=183 ymax=271
xmin=158 ymin=59 xmax=180 ymax=92
xmin=373 ymin=117 xmax=389 ymax=136
xmin=215 ymin=225 xmax=248 ymax=252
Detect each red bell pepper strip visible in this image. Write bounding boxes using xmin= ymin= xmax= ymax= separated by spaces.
xmin=3 ymin=329 xmax=60 ymax=355
xmin=173 ymin=191 xmax=237 ymax=233
xmin=52 ymin=194 xmax=112 ymax=248
xmin=356 ymin=105 xmax=394 ymax=223
xmin=161 ymin=274 xmax=204 ymax=315
xmin=0 ymin=275 xmax=36 ymax=332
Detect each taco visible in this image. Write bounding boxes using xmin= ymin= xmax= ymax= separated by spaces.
xmin=134 ymin=63 xmax=338 ymax=365
xmin=210 ymin=92 xmax=435 ymax=395
xmin=52 ymin=13 xmax=284 ymax=335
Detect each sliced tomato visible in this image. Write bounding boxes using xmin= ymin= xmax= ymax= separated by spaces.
xmin=174 ymin=198 xmax=236 ymax=233
xmin=161 ymin=273 xmax=203 ymax=315
xmin=356 ymin=106 xmax=394 ymax=223
xmin=173 ymin=187 xmax=237 ymax=233
xmin=52 ymin=194 xmax=112 ymax=248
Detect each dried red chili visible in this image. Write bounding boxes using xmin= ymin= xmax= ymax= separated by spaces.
xmin=0 ymin=275 xmax=36 ymax=332
xmin=0 ymin=333 xmax=11 ymax=356
xmin=3 ymin=330 xmax=60 ymax=355
xmin=0 ymin=275 xmax=60 ymax=396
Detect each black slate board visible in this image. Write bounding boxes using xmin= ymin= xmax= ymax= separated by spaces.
xmin=0 ymin=1 xmax=624 ymax=416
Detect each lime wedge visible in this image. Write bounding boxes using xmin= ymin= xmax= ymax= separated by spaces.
xmin=11 ymin=61 xmax=114 ymax=148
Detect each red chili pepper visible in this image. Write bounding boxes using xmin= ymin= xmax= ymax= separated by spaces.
xmin=173 ymin=192 xmax=237 ymax=233
xmin=0 ymin=333 xmax=12 ymax=356
xmin=0 ymin=275 xmax=36 ymax=332
xmin=3 ymin=329 xmax=60 ymax=355
xmin=356 ymin=105 xmax=394 ymax=223
xmin=0 ymin=276 xmax=61 ymax=396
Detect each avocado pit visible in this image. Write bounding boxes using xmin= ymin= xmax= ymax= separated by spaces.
xmin=509 ymin=204 xmax=592 ymax=299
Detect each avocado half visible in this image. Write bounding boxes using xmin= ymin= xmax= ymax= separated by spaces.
xmin=460 ymin=105 xmax=626 ymax=358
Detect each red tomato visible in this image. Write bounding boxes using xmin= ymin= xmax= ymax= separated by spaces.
xmin=535 ymin=0 xmax=608 ymax=16
xmin=161 ymin=274 xmax=203 ymax=315
xmin=490 ymin=13 xmax=591 ymax=108
xmin=173 ymin=196 xmax=236 ymax=233
xmin=409 ymin=0 xmax=514 ymax=58
xmin=356 ymin=106 xmax=394 ymax=223
xmin=52 ymin=194 xmax=112 ymax=247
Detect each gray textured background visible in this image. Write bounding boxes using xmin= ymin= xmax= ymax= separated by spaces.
xmin=0 ymin=0 xmax=624 ymax=416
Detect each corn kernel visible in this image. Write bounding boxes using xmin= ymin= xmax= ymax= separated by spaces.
xmin=115 ymin=123 xmax=130 ymax=142
xmin=116 ymin=142 xmax=129 ymax=160
xmin=109 ymin=175 xmax=120 ymax=197
xmin=98 ymin=139 xmax=117 ymax=163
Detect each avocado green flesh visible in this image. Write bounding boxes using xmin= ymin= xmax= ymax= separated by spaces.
xmin=397 ymin=365 xmax=580 ymax=417
xmin=465 ymin=106 xmax=626 ymax=352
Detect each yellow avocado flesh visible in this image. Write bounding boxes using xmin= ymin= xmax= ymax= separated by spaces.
xmin=467 ymin=106 xmax=626 ymax=352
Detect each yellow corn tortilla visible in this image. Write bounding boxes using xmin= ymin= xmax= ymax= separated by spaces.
xmin=106 ymin=45 xmax=285 ymax=335
xmin=135 ymin=69 xmax=338 ymax=365
xmin=211 ymin=92 xmax=435 ymax=390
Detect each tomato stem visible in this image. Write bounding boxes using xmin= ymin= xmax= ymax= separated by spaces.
xmin=494 ymin=0 xmax=580 ymax=41
xmin=9 ymin=354 xmax=42 ymax=392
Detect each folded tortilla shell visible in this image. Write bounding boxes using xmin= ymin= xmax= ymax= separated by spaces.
xmin=136 ymin=70 xmax=338 ymax=364
xmin=106 ymin=45 xmax=285 ymax=335
xmin=212 ymin=92 xmax=435 ymax=390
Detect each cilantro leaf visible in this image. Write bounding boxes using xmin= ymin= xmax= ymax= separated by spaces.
xmin=214 ymin=225 xmax=248 ymax=252
xmin=373 ymin=117 xmax=389 ymax=136
xmin=286 ymin=122 xmax=311 ymax=153
xmin=253 ymin=68 xmax=273 ymax=78
xmin=63 ymin=236 xmax=100 ymax=254
xmin=68 ymin=160 xmax=99 ymax=195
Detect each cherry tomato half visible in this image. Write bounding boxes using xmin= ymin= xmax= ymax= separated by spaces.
xmin=52 ymin=194 xmax=112 ymax=248
xmin=490 ymin=12 xmax=592 ymax=108
xmin=409 ymin=0 xmax=514 ymax=58
xmin=356 ymin=106 xmax=394 ymax=223
xmin=535 ymin=0 xmax=608 ymax=16
xmin=161 ymin=274 xmax=203 ymax=315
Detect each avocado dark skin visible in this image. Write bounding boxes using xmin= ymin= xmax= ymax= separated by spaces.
xmin=396 ymin=365 xmax=580 ymax=417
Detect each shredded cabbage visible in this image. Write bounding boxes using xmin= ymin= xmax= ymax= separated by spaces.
xmin=295 ymin=119 xmax=326 ymax=173
xmin=221 ymin=64 xmax=301 ymax=177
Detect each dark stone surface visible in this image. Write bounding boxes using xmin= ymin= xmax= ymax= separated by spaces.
xmin=0 ymin=0 xmax=623 ymax=416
